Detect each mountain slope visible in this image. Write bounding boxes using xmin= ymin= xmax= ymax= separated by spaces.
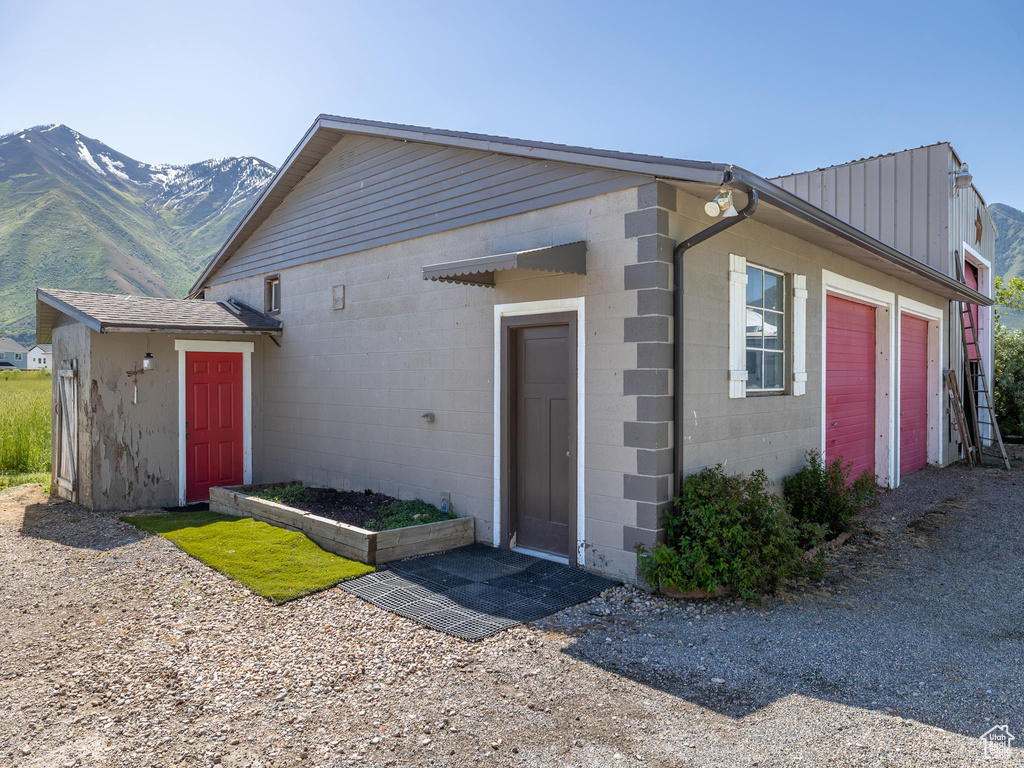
xmin=990 ymin=202 xmax=1024 ymax=329
xmin=0 ymin=124 xmax=274 ymax=344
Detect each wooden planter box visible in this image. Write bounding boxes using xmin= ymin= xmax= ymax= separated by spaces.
xmin=209 ymin=485 xmax=475 ymax=565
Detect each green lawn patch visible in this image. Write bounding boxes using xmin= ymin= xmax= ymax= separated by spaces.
xmin=121 ymin=511 xmax=374 ymax=603
xmin=0 ymin=472 xmax=50 ymax=491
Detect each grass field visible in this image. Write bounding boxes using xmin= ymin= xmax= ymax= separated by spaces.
xmin=0 ymin=370 xmax=51 ymax=487
xmin=122 ymin=511 xmax=375 ymax=603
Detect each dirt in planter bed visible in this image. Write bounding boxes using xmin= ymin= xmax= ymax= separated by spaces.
xmin=262 ymin=487 xmax=401 ymax=530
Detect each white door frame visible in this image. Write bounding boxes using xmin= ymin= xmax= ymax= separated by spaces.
xmin=493 ymin=298 xmax=585 ymax=565
xmin=821 ymin=270 xmax=897 ymax=488
xmin=895 ymin=296 xmax=945 ymax=484
xmin=175 ymin=339 xmax=253 ymax=505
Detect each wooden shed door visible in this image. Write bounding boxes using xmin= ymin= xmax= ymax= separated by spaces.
xmin=900 ymin=314 xmax=929 ymax=476
xmin=826 ymin=295 xmax=876 ymax=479
xmin=510 ymin=322 xmax=576 ymax=558
xmin=56 ymin=365 xmax=78 ymax=501
xmin=185 ymin=352 xmax=244 ymax=502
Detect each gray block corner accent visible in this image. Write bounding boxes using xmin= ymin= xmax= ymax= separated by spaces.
xmin=636 ymin=447 xmax=673 ymax=476
xmin=635 ymin=500 xmax=673 ymax=530
xmin=637 ymin=181 xmax=678 ymax=212
xmin=623 ymin=473 xmax=670 ymax=504
xmin=623 ymin=368 xmax=670 ymax=396
xmin=624 ymin=421 xmax=670 ymax=450
xmin=636 ymin=342 xmax=673 ymax=369
xmin=622 ymin=525 xmax=664 ymax=553
xmin=624 ymin=315 xmax=670 ymax=343
xmin=636 ymin=234 xmax=676 ymax=263
xmin=624 ymin=186 xmax=676 ymax=559
xmin=624 ymin=207 xmax=669 ymax=239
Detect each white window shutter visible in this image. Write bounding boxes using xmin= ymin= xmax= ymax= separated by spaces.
xmin=728 ymin=254 xmax=747 ymax=399
xmin=792 ymin=273 xmax=807 ymax=396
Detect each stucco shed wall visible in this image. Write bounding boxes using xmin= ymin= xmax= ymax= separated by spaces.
xmin=51 ymin=323 xmax=265 ymax=511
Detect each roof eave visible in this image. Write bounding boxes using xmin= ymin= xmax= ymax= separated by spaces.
xmin=724 ymin=168 xmax=992 ymax=306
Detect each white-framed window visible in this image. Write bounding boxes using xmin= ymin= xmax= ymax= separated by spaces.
xmin=15 ymin=353 xmax=22 ymax=361
xmin=265 ymin=275 xmax=281 ymax=315
xmin=0 ymin=352 xmax=5 ymax=359
xmin=745 ymin=264 xmax=785 ymax=392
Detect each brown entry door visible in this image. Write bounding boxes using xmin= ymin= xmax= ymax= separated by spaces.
xmin=510 ymin=319 xmax=576 ymax=558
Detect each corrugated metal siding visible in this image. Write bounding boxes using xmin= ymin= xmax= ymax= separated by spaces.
xmin=210 ymin=134 xmax=650 ymax=283
xmin=772 ymin=144 xmax=952 ymax=276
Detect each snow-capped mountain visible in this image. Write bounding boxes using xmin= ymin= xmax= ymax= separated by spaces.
xmin=0 ymin=124 xmax=276 ymax=344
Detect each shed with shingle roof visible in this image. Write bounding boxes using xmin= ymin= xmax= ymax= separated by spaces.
xmin=37 ymin=288 xmax=277 ymax=511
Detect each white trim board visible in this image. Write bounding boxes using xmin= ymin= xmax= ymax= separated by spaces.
xmin=820 ymin=270 xmax=897 ymax=488
xmin=895 ymin=296 xmax=945 ymax=483
xmin=492 ymin=298 xmax=585 ymax=564
xmin=175 ymin=339 xmax=254 ymax=505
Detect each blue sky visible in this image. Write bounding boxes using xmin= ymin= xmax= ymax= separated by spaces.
xmin=3 ymin=0 xmax=1023 ymax=207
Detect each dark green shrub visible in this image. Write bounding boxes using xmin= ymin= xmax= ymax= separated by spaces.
xmin=365 ymin=499 xmax=455 ymax=531
xmin=252 ymin=483 xmax=309 ymax=505
xmin=638 ymin=466 xmax=817 ymax=600
xmin=995 ymin=324 xmax=1024 ymax=437
xmin=782 ymin=451 xmax=876 ymax=545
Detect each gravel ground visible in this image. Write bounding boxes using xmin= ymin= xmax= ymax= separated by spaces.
xmin=2 ymin=456 xmax=1022 ymax=767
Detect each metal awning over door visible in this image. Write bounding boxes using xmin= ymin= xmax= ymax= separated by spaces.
xmin=422 ymin=241 xmax=586 ymax=287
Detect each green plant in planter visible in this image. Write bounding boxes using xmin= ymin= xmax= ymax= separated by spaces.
xmin=782 ymin=451 xmax=876 ymax=545
xmin=252 ymin=483 xmax=309 ymax=505
xmin=638 ymin=466 xmax=818 ymax=600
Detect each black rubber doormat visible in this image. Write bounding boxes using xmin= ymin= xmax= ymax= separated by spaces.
xmin=339 ymin=544 xmax=617 ymax=640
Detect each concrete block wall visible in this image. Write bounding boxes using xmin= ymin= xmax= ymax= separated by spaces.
xmin=206 ymin=186 xmax=650 ymax=580
xmin=669 ymin=187 xmax=949 ymax=486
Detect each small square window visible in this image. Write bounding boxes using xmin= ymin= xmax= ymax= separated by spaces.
xmin=265 ymin=276 xmax=281 ymax=315
xmin=745 ymin=264 xmax=785 ymax=392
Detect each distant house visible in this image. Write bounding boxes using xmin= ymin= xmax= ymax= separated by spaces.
xmin=26 ymin=344 xmax=51 ymax=370
xmin=0 ymin=337 xmax=28 ymax=370
xmin=36 ymin=117 xmax=993 ymax=582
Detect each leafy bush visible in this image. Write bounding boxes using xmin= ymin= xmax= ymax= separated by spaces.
xmin=638 ymin=466 xmax=817 ymax=600
xmin=252 ymin=483 xmax=309 ymax=505
xmin=782 ymin=451 xmax=876 ymax=545
xmin=364 ymin=499 xmax=455 ymax=531
xmin=994 ymin=324 xmax=1024 ymax=437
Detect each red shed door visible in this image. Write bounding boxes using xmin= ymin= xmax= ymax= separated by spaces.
xmin=826 ymin=295 xmax=876 ymax=479
xmin=900 ymin=314 xmax=929 ymax=476
xmin=185 ymin=351 xmax=244 ymax=503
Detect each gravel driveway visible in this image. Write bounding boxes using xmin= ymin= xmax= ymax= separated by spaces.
xmin=1 ymin=456 xmax=1022 ymax=767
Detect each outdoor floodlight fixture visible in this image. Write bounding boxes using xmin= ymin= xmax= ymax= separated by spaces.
xmin=704 ymin=188 xmax=738 ymax=218
xmin=953 ymin=164 xmax=973 ymax=190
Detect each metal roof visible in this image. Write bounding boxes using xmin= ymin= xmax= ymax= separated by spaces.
xmin=189 ymin=115 xmax=991 ymax=307
xmin=36 ymin=289 xmax=282 ymax=344
xmin=422 ymin=241 xmax=587 ymax=287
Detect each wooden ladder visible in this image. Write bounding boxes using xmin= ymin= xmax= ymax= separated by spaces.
xmin=955 ymin=256 xmax=1011 ymax=470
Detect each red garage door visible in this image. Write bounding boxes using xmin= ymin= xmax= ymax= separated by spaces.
xmin=900 ymin=315 xmax=929 ymax=475
xmin=826 ymin=295 xmax=876 ymax=479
